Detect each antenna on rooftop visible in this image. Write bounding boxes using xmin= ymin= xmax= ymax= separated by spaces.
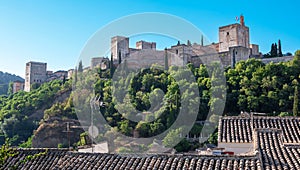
xmin=89 ymin=94 xmax=101 ymax=153
xmin=63 ymin=122 xmax=74 ymax=150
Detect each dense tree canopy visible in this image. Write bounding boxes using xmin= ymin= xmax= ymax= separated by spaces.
xmin=1 ymin=50 xmax=300 ymax=151
xmin=0 ymin=79 xmax=71 ymax=145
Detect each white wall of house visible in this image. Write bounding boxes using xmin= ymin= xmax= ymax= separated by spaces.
xmin=218 ymin=142 xmax=253 ymax=155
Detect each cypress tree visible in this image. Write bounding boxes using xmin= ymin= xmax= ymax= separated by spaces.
xmin=62 ymin=75 xmax=66 ymax=84
xmin=118 ymin=51 xmax=122 ymax=64
xmin=270 ymin=43 xmax=278 ymax=57
xmin=78 ymin=60 xmax=83 ymax=72
xmin=187 ymin=40 xmax=191 ymax=46
xmin=164 ymin=48 xmax=168 ymax=70
xmin=74 ymin=66 xmax=78 ymax=84
xmin=7 ymin=82 xmax=13 ymax=96
xmin=274 ymin=43 xmax=278 ymax=57
xmin=110 ymin=53 xmax=114 ymax=78
xmin=293 ymin=84 xmax=299 ymax=116
xmin=270 ymin=44 xmax=274 ymax=57
xmin=278 ymin=39 xmax=283 ymax=57
xmin=123 ymin=59 xmax=128 ymax=74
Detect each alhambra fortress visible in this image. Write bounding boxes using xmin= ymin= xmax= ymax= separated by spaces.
xmin=5 ymin=16 xmax=300 ymax=169
xmin=20 ymin=15 xmax=293 ymax=93
xmin=109 ymin=15 xmax=292 ymax=70
xmin=111 ymin=15 xmax=257 ymax=69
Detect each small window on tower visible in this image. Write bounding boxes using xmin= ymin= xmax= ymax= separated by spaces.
xmin=227 ymin=32 xmax=229 ymax=35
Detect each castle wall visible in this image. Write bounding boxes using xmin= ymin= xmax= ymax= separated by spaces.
xmin=169 ymin=44 xmax=193 ymax=56
xmin=261 ymin=56 xmax=294 ymax=64
xmin=229 ymin=46 xmax=251 ymax=67
xmin=219 ymin=52 xmax=231 ymax=66
xmin=205 ymin=43 xmax=219 ymax=53
xmin=91 ymin=57 xmax=109 ymax=69
xmin=136 ymin=41 xmax=156 ymax=50
xmin=110 ymin=15 xmax=259 ymax=70
xmin=125 ymin=50 xmax=165 ymax=69
xmin=250 ymin=44 xmax=259 ymax=55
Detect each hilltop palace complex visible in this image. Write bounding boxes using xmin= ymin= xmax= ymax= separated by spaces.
xmin=23 ymin=15 xmax=293 ymax=92
xmin=92 ymin=15 xmax=293 ymax=70
xmin=109 ymin=15 xmax=258 ymax=69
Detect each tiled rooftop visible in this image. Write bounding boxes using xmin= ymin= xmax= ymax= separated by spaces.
xmin=254 ymin=129 xmax=300 ymax=170
xmin=3 ymin=149 xmax=260 ymax=170
xmin=218 ymin=116 xmax=300 ymax=143
xmin=3 ymin=116 xmax=300 ymax=169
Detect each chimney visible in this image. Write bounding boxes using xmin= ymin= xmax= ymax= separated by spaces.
xmin=240 ymin=15 xmax=245 ymax=26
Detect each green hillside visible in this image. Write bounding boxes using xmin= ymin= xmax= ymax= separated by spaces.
xmin=0 ymin=79 xmax=72 ymax=145
xmin=0 ymin=50 xmax=299 ymax=151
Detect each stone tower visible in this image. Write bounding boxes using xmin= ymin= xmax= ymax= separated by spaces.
xmin=136 ymin=40 xmax=156 ymax=50
xmin=24 ymin=61 xmax=47 ymax=92
xmin=111 ymin=36 xmax=129 ymax=63
xmin=219 ymin=15 xmax=250 ymax=52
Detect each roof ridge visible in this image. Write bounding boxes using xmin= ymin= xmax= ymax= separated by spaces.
xmin=222 ymin=116 xmax=300 ymax=119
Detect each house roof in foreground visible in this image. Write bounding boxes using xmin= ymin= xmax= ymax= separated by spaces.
xmin=3 ymin=116 xmax=300 ymax=169
xmin=3 ymin=149 xmax=260 ymax=170
xmin=254 ymin=128 xmax=300 ymax=170
xmin=218 ymin=116 xmax=300 ymax=143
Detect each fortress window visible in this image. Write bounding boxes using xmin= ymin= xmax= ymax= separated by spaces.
xmin=227 ymin=32 xmax=229 ymax=35
xmin=176 ymin=49 xmax=178 ymax=54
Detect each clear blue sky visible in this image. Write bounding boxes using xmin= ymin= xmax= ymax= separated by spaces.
xmin=1 ymin=0 xmax=299 ymax=78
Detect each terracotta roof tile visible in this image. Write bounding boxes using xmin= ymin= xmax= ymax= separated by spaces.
xmin=254 ymin=129 xmax=300 ymax=170
xmin=218 ymin=116 xmax=300 ymax=143
xmin=3 ymin=149 xmax=260 ymax=170
xmin=4 ymin=116 xmax=300 ymax=169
